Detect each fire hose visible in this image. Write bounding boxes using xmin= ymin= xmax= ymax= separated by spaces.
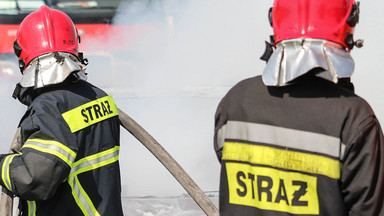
xmin=0 ymin=109 xmax=219 ymax=216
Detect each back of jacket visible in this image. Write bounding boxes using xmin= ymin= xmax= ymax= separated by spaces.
xmin=0 ymin=79 xmax=123 ymax=215
xmin=214 ymin=75 xmax=384 ymax=216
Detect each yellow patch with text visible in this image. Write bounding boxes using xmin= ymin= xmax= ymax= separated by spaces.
xmin=226 ymin=163 xmax=319 ymax=215
xmin=62 ymin=96 xmax=118 ymax=133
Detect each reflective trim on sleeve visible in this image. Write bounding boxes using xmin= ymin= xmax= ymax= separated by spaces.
xmin=68 ymin=146 xmax=120 ymax=215
xmin=61 ymin=95 xmax=118 ymax=133
xmin=22 ymin=138 xmax=76 ymax=167
xmin=222 ymin=142 xmax=342 ymax=179
xmin=217 ymin=121 xmax=345 ymax=159
xmin=1 ymin=154 xmax=17 ymax=191
xmin=27 ymin=201 xmax=36 ymax=216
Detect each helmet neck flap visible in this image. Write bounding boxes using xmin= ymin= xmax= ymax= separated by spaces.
xmin=262 ymin=39 xmax=354 ymax=86
xmin=20 ymin=52 xmax=87 ymax=88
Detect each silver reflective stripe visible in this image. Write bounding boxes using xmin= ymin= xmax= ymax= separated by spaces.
xmin=217 ymin=121 xmax=345 ymax=159
xmin=68 ymin=176 xmax=99 ymax=216
xmin=70 ymin=147 xmax=119 ymax=175
xmin=2 ymin=155 xmax=17 ymax=191
xmin=340 ymin=143 xmax=346 ymax=159
xmin=67 ymin=146 xmax=119 ymax=216
xmin=22 ymin=138 xmax=77 ymax=169
xmin=27 ymin=201 xmax=36 ymax=216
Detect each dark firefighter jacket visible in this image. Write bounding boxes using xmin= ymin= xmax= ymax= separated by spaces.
xmin=214 ymin=75 xmax=384 ymax=216
xmin=0 ymin=77 xmax=123 ymax=216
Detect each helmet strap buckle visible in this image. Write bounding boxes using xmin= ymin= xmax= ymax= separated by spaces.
xmin=78 ymin=52 xmax=89 ymax=66
xmin=12 ymin=83 xmax=22 ymax=99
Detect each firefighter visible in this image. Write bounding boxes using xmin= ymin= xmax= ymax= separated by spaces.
xmin=0 ymin=6 xmax=123 ymax=215
xmin=214 ymin=0 xmax=384 ymax=215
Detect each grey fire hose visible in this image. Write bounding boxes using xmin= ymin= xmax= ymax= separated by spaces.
xmin=117 ymin=108 xmax=219 ymax=216
xmin=0 ymin=109 xmax=219 ymax=216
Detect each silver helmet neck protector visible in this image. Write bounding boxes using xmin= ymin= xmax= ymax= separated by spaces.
xmin=262 ymin=39 xmax=355 ymax=86
xmin=20 ymin=52 xmax=87 ymax=88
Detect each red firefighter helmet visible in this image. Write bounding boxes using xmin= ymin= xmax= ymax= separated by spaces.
xmin=14 ymin=5 xmax=80 ymax=69
xmin=271 ymin=0 xmax=360 ymax=50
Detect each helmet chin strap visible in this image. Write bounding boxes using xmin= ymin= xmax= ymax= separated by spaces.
xmin=260 ymin=35 xmax=275 ymax=62
xmin=13 ymin=40 xmax=26 ymax=73
xmin=12 ymin=83 xmax=22 ymax=99
xmin=18 ymin=60 xmax=25 ymax=73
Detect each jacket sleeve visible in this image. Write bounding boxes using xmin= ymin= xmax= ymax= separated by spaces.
xmin=214 ymin=92 xmax=231 ymax=162
xmin=341 ymin=116 xmax=384 ymax=215
xmin=0 ymin=99 xmax=78 ymax=201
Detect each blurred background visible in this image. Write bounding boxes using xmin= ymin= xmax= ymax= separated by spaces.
xmin=0 ymin=0 xmax=383 ymax=215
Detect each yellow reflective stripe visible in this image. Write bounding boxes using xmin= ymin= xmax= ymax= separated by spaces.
xmin=62 ymin=95 xmax=118 ymax=133
xmin=222 ymin=142 xmax=342 ymax=179
xmin=70 ymin=146 xmax=120 ymax=177
xmin=1 ymin=155 xmax=17 ymax=191
xmin=68 ymin=177 xmax=89 ymax=215
xmin=27 ymin=201 xmax=36 ymax=216
xmin=22 ymin=144 xmax=74 ymax=167
xmin=70 ymin=155 xmax=119 ymax=178
xmin=26 ymin=138 xmax=76 ymax=159
xmin=68 ymin=176 xmax=100 ymax=216
xmin=68 ymin=146 xmax=119 ymax=215
xmin=75 ymin=176 xmax=100 ymax=216
xmin=22 ymin=138 xmax=76 ymax=167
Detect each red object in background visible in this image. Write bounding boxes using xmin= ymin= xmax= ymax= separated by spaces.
xmin=0 ymin=23 xmax=160 ymax=54
xmin=0 ymin=24 xmax=18 ymax=54
xmin=76 ymin=23 xmax=161 ymax=52
xmin=0 ymin=0 xmax=166 ymax=81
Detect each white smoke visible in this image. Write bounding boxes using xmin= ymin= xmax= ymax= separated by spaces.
xmin=85 ymin=0 xmax=384 ymax=197
xmin=84 ymin=0 xmax=274 ymax=197
xmin=351 ymin=0 xmax=384 ymax=122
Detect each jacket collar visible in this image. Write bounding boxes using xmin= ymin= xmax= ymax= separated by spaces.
xmin=13 ymin=72 xmax=87 ymax=106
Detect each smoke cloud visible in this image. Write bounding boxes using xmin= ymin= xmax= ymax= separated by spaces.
xmin=84 ymin=0 xmax=274 ymax=196
xmin=98 ymin=0 xmax=384 ymax=197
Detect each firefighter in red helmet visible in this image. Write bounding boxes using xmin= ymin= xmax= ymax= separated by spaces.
xmin=0 ymin=5 xmax=123 ymax=215
xmin=214 ymin=0 xmax=384 ymax=215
